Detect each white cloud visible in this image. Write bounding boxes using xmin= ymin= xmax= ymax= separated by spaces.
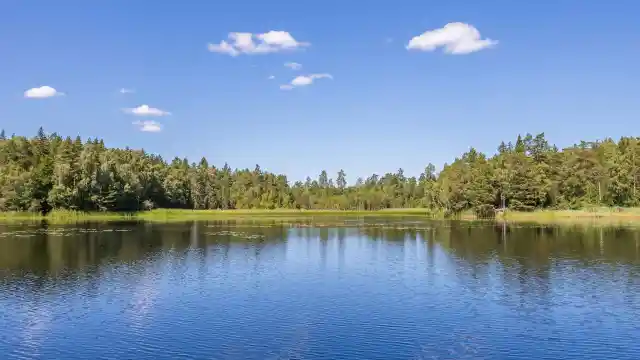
xmin=280 ymin=73 xmax=332 ymax=90
xmin=291 ymin=73 xmax=332 ymax=86
xmin=407 ymin=22 xmax=497 ymax=54
xmin=208 ymin=31 xmax=309 ymax=56
xmin=119 ymin=88 xmax=135 ymax=94
xmin=268 ymin=75 xmax=275 ymax=80
xmin=133 ymin=120 xmax=162 ymax=132
xmin=24 ymin=86 xmax=64 ymax=98
xmin=284 ymin=62 xmax=302 ymax=70
xmin=208 ymin=40 xmax=240 ymax=56
xmin=258 ymin=31 xmax=306 ymax=48
xmin=123 ymin=104 xmax=171 ymax=116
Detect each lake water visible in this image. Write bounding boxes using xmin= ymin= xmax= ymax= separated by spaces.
xmin=0 ymin=218 xmax=639 ymax=359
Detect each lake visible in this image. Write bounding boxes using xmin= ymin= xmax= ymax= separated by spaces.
xmin=1 ymin=218 xmax=639 ymax=359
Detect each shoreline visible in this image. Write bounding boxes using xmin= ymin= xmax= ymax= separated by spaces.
xmin=495 ymin=208 xmax=640 ymax=225
xmin=0 ymin=208 xmax=437 ymax=222
xmin=2 ymin=208 xmax=640 ymax=225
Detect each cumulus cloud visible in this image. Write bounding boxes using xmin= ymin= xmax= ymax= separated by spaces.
xmin=291 ymin=73 xmax=332 ymax=86
xmin=407 ymin=22 xmax=497 ymax=54
xmin=284 ymin=62 xmax=302 ymax=70
xmin=208 ymin=31 xmax=309 ymax=56
xmin=133 ymin=120 xmax=162 ymax=132
xmin=208 ymin=39 xmax=240 ymax=56
xmin=24 ymin=86 xmax=64 ymax=98
xmin=119 ymin=88 xmax=135 ymax=94
xmin=280 ymin=73 xmax=332 ymax=90
xmin=123 ymin=104 xmax=171 ymax=116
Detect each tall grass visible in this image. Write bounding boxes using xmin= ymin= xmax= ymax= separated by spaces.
xmin=496 ymin=207 xmax=640 ymax=225
xmin=46 ymin=209 xmax=136 ymax=221
xmin=0 ymin=208 xmax=435 ymax=223
xmin=3 ymin=207 xmax=640 ymax=224
xmin=0 ymin=209 xmax=136 ymax=222
xmin=0 ymin=211 xmax=43 ymax=220
xmin=137 ymin=208 xmax=436 ymax=221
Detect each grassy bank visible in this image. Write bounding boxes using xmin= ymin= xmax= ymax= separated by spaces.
xmin=0 ymin=210 xmax=135 ymax=222
xmin=0 ymin=212 xmax=43 ymax=221
xmin=496 ymin=207 xmax=640 ymax=225
xmin=138 ymin=208 xmax=439 ymax=221
xmin=3 ymin=207 xmax=640 ymax=225
xmin=0 ymin=208 xmax=437 ymax=223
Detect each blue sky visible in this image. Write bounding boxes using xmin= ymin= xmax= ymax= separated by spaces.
xmin=1 ymin=1 xmax=639 ymax=182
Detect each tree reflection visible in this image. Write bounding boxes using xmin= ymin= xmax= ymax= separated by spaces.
xmin=0 ymin=220 xmax=638 ymax=302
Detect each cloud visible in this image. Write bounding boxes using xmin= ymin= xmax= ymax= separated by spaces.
xmin=284 ymin=62 xmax=302 ymax=70
xmin=24 ymin=86 xmax=64 ymax=98
xmin=280 ymin=73 xmax=332 ymax=90
xmin=268 ymin=75 xmax=275 ymax=80
xmin=133 ymin=120 xmax=162 ymax=132
xmin=407 ymin=22 xmax=497 ymax=54
xmin=291 ymin=73 xmax=332 ymax=86
xmin=208 ymin=40 xmax=240 ymax=56
xmin=123 ymin=104 xmax=171 ymax=116
xmin=119 ymin=88 xmax=135 ymax=94
xmin=208 ymin=31 xmax=309 ymax=56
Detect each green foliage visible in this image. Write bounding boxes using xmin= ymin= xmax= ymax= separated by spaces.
xmin=1 ymin=130 xmax=639 ymax=215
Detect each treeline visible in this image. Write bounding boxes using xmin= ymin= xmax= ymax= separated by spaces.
xmin=1 ymin=128 xmax=639 ymax=215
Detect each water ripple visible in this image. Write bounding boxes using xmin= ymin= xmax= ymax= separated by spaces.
xmin=0 ymin=221 xmax=639 ymax=359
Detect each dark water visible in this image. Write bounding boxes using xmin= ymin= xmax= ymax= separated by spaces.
xmin=1 ymin=219 xmax=639 ymax=360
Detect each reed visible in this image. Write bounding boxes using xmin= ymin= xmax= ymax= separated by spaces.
xmin=3 ymin=207 xmax=640 ymax=225
xmin=496 ymin=207 xmax=640 ymax=225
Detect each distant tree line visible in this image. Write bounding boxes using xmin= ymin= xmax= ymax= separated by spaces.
xmin=1 ymin=128 xmax=639 ymax=215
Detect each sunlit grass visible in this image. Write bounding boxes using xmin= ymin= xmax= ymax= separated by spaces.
xmin=137 ymin=208 xmax=436 ymax=221
xmin=0 ymin=209 xmax=135 ymax=223
xmin=47 ymin=209 xmax=135 ymax=221
xmin=3 ymin=207 xmax=640 ymax=226
xmin=496 ymin=207 xmax=640 ymax=225
xmin=0 ymin=212 xmax=42 ymax=220
xmin=0 ymin=208 xmax=436 ymax=223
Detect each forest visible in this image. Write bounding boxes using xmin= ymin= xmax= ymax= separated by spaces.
xmin=1 ymin=128 xmax=639 ymax=216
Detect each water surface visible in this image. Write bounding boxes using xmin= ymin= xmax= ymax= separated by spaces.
xmin=1 ymin=219 xmax=639 ymax=359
